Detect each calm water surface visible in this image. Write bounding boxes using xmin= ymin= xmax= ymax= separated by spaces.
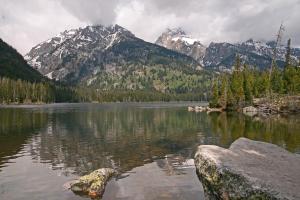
xmin=0 ymin=102 xmax=299 ymax=200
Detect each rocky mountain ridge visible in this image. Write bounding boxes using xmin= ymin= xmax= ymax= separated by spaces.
xmin=156 ymin=28 xmax=300 ymax=71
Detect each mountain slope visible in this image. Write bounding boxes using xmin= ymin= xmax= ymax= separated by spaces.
xmin=0 ymin=38 xmax=44 ymax=82
xmin=155 ymin=28 xmax=206 ymax=64
xmin=25 ymin=25 xmax=210 ymax=93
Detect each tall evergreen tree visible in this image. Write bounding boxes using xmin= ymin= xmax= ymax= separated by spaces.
xmin=283 ymin=39 xmax=299 ymax=94
xmin=271 ymin=65 xmax=284 ymax=94
xmin=231 ymin=55 xmax=244 ymax=107
xmin=284 ymin=66 xmax=297 ymax=94
xmin=219 ymin=75 xmax=228 ymax=109
xmin=261 ymin=71 xmax=270 ymax=96
xmin=243 ymin=64 xmax=253 ymax=104
xmin=226 ymin=86 xmax=234 ymax=109
xmin=285 ymin=39 xmax=291 ymax=68
xmin=209 ymin=77 xmax=219 ymax=108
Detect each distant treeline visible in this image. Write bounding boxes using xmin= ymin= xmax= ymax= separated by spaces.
xmin=0 ymin=77 xmax=77 ymax=104
xmin=210 ymin=39 xmax=300 ymax=110
xmin=0 ymin=77 xmax=207 ymax=104
xmin=75 ymin=88 xmax=206 ymax=102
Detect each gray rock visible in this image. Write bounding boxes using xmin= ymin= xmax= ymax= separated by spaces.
xmin=206 ymin=107 xmax=223 ymax=113
xmin=243 ymin=106 xmax=258 ymax=117
xmin=70 ymin=168 xmax=116 ymax=198
xmin=194 ymin=138 xmax=300 ymax=200
xmin=243 ymin=106 xmax=258 ymax=113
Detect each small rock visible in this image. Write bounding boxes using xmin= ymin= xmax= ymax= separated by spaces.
xmin=195 ymin=106 xmax=208 ymax=112
xmin=188 ymin=106 xmax=195 ymax=111
xmin=206 ymin=107 xmax=223 ymax=113
xmin=69 ymin=168 xmax=116 ymax=198
xmin=242 ymin=106 xmax=258 ymax=113
xmin=194 ymin=138 xmax=300 ymax=200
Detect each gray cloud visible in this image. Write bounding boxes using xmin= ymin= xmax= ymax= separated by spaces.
xmin=58 ymin=0 xmax=121 ymax=25
xmin=0 ymin=0 xmax=299 ymax=54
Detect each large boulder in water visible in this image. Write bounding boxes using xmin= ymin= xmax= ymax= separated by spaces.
xmin=194 ymin=138 xmax=300 ymax=200
xmin=70 ymin=168 xmax=116 ymax=198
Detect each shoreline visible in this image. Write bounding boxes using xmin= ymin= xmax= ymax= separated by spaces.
xmin=0 ymin=101 xmax=209 ymax=108
xmin=188 ymin=96 xmax=300 ymax=115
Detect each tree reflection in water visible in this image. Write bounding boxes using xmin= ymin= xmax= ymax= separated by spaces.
xmin=0 ymin=104 xmax=299 ymax=176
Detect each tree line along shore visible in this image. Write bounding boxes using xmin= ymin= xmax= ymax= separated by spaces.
xmin=208 ymin=39 xmax=300 ymax=113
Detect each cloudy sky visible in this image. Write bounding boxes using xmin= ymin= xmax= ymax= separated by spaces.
xmin=1 ymin=0 xmax=300 ymax=54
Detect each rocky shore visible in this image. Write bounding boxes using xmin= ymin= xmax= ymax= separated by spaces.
xmin=189 ymin=96 xmax=300 ymax=116
xmin=194 ymin=138 xmax=300 ymax=200
xmin=243 ymin=96 xmax=300 ymax=116
xmin=188 ymin=106 xmax=223 ymax=113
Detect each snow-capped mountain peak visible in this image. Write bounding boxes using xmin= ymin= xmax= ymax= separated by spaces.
xmin=155 ymin=28 xmax=206 ymax=63
xmin=25 ymin=24 xmax=136 ymax=80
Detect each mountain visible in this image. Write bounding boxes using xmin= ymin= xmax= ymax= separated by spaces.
xmin=203 ymin=39 xmax=300 ymax=71
xmin=155 ymin=28 xmax=206 ymax=64
xmin=156 ymin=29 xmax=300 ymax=71
xmin=25 ymin=25 xmax=210 ymax=94
xmin=0 ymin=38 xmax=44 ymax=82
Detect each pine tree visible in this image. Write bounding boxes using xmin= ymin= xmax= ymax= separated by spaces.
xmin=284 ymin=66 xmax=297 ymax=94
xmin=209 ymin=77 xmax=219 ymax=108
xmin=226 ymin=86 xmax=235 ymax=109
xmin=283 ymin=39 xmax=299 ymax=94
xmin=235 ymin=54 xmax=241 ymax=71
xmin=243 ymin=65 xmax=253 ymax=104
xmin=219 ymin=75 xmax=228 ymax=109
xmin=231 ymin=55 xmax=244 ymax=107
xmin=271 ymin=65 xmax=284 ymax=94
xmin=285 ymin=39 xmax=291 ymax=68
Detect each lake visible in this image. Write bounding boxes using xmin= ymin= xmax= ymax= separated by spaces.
xmin=0 ymin=103 xmax=299 ymax=200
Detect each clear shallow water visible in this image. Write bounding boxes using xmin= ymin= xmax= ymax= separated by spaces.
xmin=0 ymin=102 xmax=299 ymax=200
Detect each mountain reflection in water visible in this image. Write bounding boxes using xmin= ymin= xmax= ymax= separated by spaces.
xmin=0 ymin=103 xmax=299 ymax=200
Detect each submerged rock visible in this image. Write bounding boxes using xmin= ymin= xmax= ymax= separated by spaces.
xmin=194 ymin=138 xmax=300 ymax=200
xmin=70 ymin=168 xmax=116 ymax=199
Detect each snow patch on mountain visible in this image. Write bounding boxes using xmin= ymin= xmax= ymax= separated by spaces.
xmin=45 ymin=71 xmax=54 ymax=79
xmin=28 ymin=56 xmax=41 ymax=69
xmin=172 ymin=36 xmax=198 ymax=45
xmin=87 ymin=77 xmax=97 ymax=86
